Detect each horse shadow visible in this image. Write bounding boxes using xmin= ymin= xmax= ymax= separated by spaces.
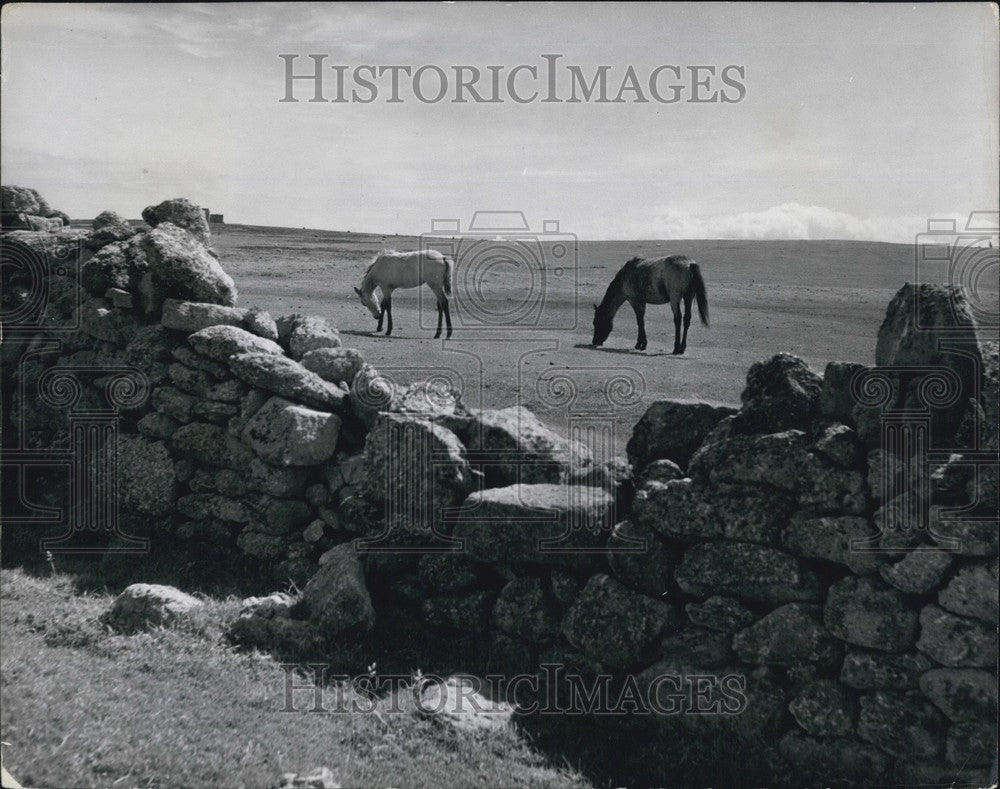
xmin=572 ymin=343 xmax=685 ymax=358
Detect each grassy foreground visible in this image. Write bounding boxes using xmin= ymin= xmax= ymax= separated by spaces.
xmin=0 ymin=568 xmax=585 ymax=789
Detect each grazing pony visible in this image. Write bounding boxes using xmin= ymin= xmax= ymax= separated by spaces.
xmin=354 ymin=249 xmax=454 ymax=338
xmin=592 ymin=255 xmax=708 ymax=353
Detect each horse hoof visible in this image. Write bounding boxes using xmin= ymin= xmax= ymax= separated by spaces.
xmin=433 ymin=332 xmax=442 ymax=339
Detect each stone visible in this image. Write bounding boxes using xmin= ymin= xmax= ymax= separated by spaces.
xmin=454 ymin=484 xmax=613 ymax=566
xmin=685 ymin=595 xmax=755 ymax=633
xmin=946 ymin=719 xmax=997 ymax=766
xmin=656 ymin=626 xmax=731 ymax=667
xmin=237 ymin=531 xmax=287 ymax=560
xmin=187 ymin=325 xmax=283 ymax=362
xmin=247 ymin=496 xmax=312 ymax=536
xmin=301 ymin=543 xmax=374 ymax=634
xmin=170 ymin=422 xmax=252 ymax=469
xmin=102 ymin=583 xmax=203 ymax=632
xmin=300 ymin=347 xmax=366 ymax=384
xmin=81 ymin=241 xmax=131 ymax=296
xmin=857 ymin=690 xmax=945 ymax=758
xmin=77 ymin=298 xmax=140 ymax=346
xmin=839 ymin=650 xmax=933 ymax=691
xmin=813 ymin=423 xmax=864 ymax=469
xmin=675 ymin=542 xmax=820 ymax=605
xmin=938 ymin=562 xmax=998 ymax=624
xmin=606 ymin=519 xmax=675 ymax=597
xmin=283 ymin=314 xmax=342 ymax=360
xmin=492 ymin=577 xmax=562 ymax=643
xmin=215 ymin=469 xmax=247 ymax=497
xmin=228 ymin=352 xmax=347 ymax=411
xmin=788 ymin=679 xmax=856 ymax=737
xmin=781 ymin=512 xmax=881 ymax=573
xmin=106 ymin=287 xmax=133 ymax=309
xmin=304 ymin=483 xmax=330 ymax=508
xmin=453 ymin=406 xmax=593 ymax=486
xmin=416 ymin=554 xmax=482 ymax=593
xmin=919 ymin=668 xmax=997 ymax=722
xmin=88 ymin=211 xmax=136 ymax=250
xmin=421 ymin=591 xmax=494 ymax=632
xmin=244 ymin=457 xmax=308 ymax=497
xmin=689 ymin=429 xmax=810 ymax=490
xmin=176 ymin=494 xmax=250 ymax=524
xmin=240 ymin=396 xmax=341 ymax=467
xmin=879 ymin=549 xmax=953 ymax=593
xmin=137 ymin=412 xmax=181 ymax=440
xmin=243 ymin=307 xmax=279 ymax=341
xmin=175 ymin=519 xmax=232 ymax=543
xmin=302 ymin=520 xmax=325 ymax=543
xmin=930 ymin=513 xmax=999 ymax=556
xmin=820 ymin=361 xmax=868 ymax=423
xmin=626 ymin=399 xmax=737 ymax=471
xmin=161 ymin=298 xmax=249 ymax=333
xmin=796 ymin=456 xmax=868 ymax=514
xmin=2 ymin=185 xmax=45 ymax=214
xmin=732 ymin=603 xmax=842 ymax=667
xmin=168 ymin=363 xmax=245 ymax=402
xmin=275 ymin=766 xmax=341 ymax=789
xmin=824 ymin=577 xmax=918 ymax=653
xmin=141 ymin=198 xmax=211 ymax=243
xmin=637 ymin=459 xmax=685 ymax=485
xmin=562 ymin=574 xmax=678 ymax=668
xmin=778 ymin=733 xmax=889 ymax=785
xmin=916 ymin=604 xmax=997 ymax=667
xmin=116 ymin=435 xmax=176 ymax=517
xmin=736 ymin=353 xmax=823 ymax=433
xmin=413 ymin=675 xmax=514 ymax=734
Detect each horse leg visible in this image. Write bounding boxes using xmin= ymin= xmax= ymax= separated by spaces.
xmin=376 ymin=302 xmax=385 ymax=333
xmin=443 ymin=297 xmax=453 ymax=338
xmin=384 ymin=294 xmax=393 ymax=336
xmin=671 ymin=300 xmax=682 ymax=354
xmin=434 ymin=298 xmax=443 ymax=339
xmin=680 ymin=293 xmax=693 ymax=354
xmin=631 ymin=300 xmax=647 ymax=351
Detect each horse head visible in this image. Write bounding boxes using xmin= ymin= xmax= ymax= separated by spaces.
xmin=592 ymin=302 xmax=613 ymax=346
xmin=354 ymin=286 xmax=381 ymax=320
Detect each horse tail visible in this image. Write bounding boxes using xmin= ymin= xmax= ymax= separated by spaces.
xmin=690 ymin=262 xmax=709 ymax=326
xmin=442 ymin=255 xmax=453 ymax=297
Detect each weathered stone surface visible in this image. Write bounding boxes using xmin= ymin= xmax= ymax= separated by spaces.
xmin=919 ymin=668 xmax=997 ymax=722
xmin=242 ymin=457 xmax=308 ymax=497
xmin=820 ymin=361 xmax=868 ymax=423
xmin=416 ymin=553 xmax=483 ymax=593
xmin=116 ymin=435 xmax=176 ymax=517
xmin=240 ymin=396 xmax=341 ymax=467
xmin=413 ymin=675 xmax=514 ymax=734
xmin=188 ymin=325 xmax=283 ymax=362
xmin=796 ymin=456 xmax=868 ymax=514
xmin=170 ymin=422 xmax=252 ymax=469
xmin=282 ymin=314 xmax=342 ymax=360
xmin=162 ymin=298 xmax=251 ymax=334
xmin=102 ymin=583 xmax=203 ymax=632
xmin=606 ymin=519 xmax=675 ymax=596
xmin=675 ymin=542 xmax=820 ymax=605
xmin=141 ymin=198 xmax=210 ymax=243
xmin=243 ymin=307 xmax=279 ymax=341
xmin=778 ymin=733 xmax=889 ymax=785
xmin=637 ymin=459 xmax=685 ymax=485
xmin=732 ymin=604 xmax=842 ymax=667
xmin=137 ymin=412 xmax=181 ymax=440
xmin=228 ymin=352 xmax=347 ymax=411
xmin=736 ymin=353 xmax=823 ymax=434
xmin=788 ymin=679 xmax=856 ymax=737
xmin=301 ymin=543 xmax=374 ymax=634
xmin=236 ymin=530 xmax=286 ymax=560
xmin=877 ymin=549 xmax=952 ymax=594
xmin=81 ymin=240 xmax=131 ymax=296
xmin=930 ymin=511 xmax=999 ymax=556
xmin=452 ymin=406 xmax=593 ymax=486
xmin=421 ymin=591 xmax=494 ymax=632
xmin=106 ymin=287 xmax=133 ymax=309
xmin=88 ymin=210 xmax=135 ymax=249
xmin=781 ymin=512 xmax=881 ymax=573
xmin=916 ymin=604 xmax=997 ymax=667
xmin=168 ymin=363 xmax=245 ymax=402
xmin=454 ymin=484 xmax=613 ymax=566
xmin=152 ymin=386 xmax=195 ymax=422
xmin=813 ymin=423 xmax=864 ymax=469
xmin=300 ymin=347 xmax=366 ymax=384
xmin=656 ymin=626 xmax=731 ymax=667
xmin=77 ymin=298 xmax=140 ymax=345
xmin=937 ymin=562 xmax=998 ymax=624
xmin=246 ymin=496 xmax=313 ymax=536
xmin=685 ymin=595 xmax=755 ymax=633
xmin=562 ymin=574 xmax=678 ymax=668
xmin=492 ymin=577 xmax=562 ymax=643
xmin=626 ymin=399 xmax=737 ymax=471
xmin=177 ymin=493 xmax=250 ymax=523
xmin=689 ymin=429 xmax=810 ymax=489
xmin=857 ymin=690 xmax=945 ymax=758
xmin=840 ymin=649 xmax=933 ymax=690
xmin=946 ymin=719 xmax=996 ymax=766
xmin=824 ymin=577 xmax=918 ymax=653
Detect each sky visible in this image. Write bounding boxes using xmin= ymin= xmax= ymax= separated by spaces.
xmin=2 ymin=2 xmax=998 ymax=241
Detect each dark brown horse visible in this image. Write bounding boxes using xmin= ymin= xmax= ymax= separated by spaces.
xmin=592 ymin=255 xmax=708 ymax=353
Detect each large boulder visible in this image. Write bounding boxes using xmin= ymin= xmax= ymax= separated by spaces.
xmin=2 ymin=185 xmax=44 ymax=214
xmin=824 ymin=577 xmax=918 ymax=653
xmin=937 ymin=561 xmax=998 ymax=624
xmin=449 ymin=406 xmax=593 ymax=486
xmin=561 ymin=573 xmax=678 ymax=668
xmin=453 ymin=484 xmax=613 ymax=566
xmin=80 ymin=240 xmax=131 ymax=296
xmin=141 ymin=198 xmax=211 ymax=243
xmin=606 ymin=519 xmax=676 ymax=596
xmin=102 ymin=583 xmax=203 ymax=632
xmin=88 ymin=210 xmax=136 ymax=249
xmin=229 ymin=352 xmax=347 ymax=411
xmin=840 ymin=649 xmax=934 ymax=690
xmin=735 ymin=353 xmax=823 ymax=434
xmin=626 ymin=399 xmax=737 ymax=471
xmin=916 ymin=604 xmax=997 ymax=667
xmin=240 ymin=396 xmax=341 ymax=467
xmin=170 ymin=422 xmax=253 ymax=469
xmin=160 ymin=298 xmax=278 ymax=339
xmin=732 ymin=603 xmax=841 ymax=667
xmin=674 ymin=542 xmax=821 ymax=605
xmin=820 ymin=361 xmax=868 ymax=423
xmin=492 ymin=577 xmax=562 ymax=643
xmin=277 ymin=314 xmax=342 ymax=360
xmin=788 ymin=679 xmax=856 ymax=737
xmin=302 ymin=543 xmax=375 ymax=634
xmin=781 ymin=512 xmax=881 ymax=574
xmin=918 ymin=668 xmax=997 ymax=722
xmin=188 ymin=325 xmax=283 ymax=361
xmin=857 ymin=690 xmax=946 ymax=759
xmin=133 ymin=224 xmax=236 ymax=315
xmin=115 ymin=435 xmax=176 ymax=518
xmin=300 ymin=347 xmax=366 ymax=384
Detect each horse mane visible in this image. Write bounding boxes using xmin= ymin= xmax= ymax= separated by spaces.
xmin=364 ymin=248 xmax=398 ymax=276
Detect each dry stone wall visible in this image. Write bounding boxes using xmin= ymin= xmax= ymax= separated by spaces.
xmin=2 ymin=190 xmax=996 ymax=786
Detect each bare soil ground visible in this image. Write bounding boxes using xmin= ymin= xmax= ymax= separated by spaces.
xmin=212 ymin=224 xmax=998 ymax=456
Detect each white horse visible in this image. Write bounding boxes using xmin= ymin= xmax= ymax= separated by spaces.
xmin=354 ymin=249 xmax=454 ymax=338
